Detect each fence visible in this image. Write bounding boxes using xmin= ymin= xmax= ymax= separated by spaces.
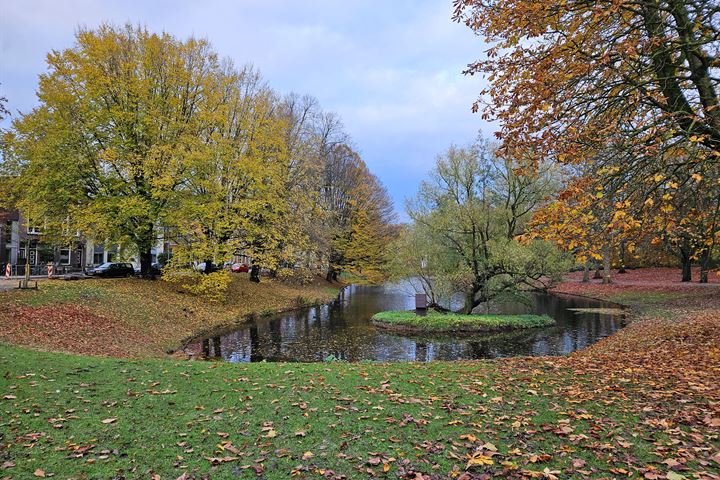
xmin=1 ymin=263 xmax=86 ymax=277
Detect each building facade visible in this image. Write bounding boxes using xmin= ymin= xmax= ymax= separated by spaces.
xmin=0 ymin=209 xmax=169 ymax=274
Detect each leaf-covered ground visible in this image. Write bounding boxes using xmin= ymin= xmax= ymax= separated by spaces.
xmin=0 ymin=269 xmax=719 ymax=479
xmin=0 ymin=277 xmax=339 ymax=358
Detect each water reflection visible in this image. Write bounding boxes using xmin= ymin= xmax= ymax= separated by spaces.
xmin=190 ymin=284 xmax=626 ymax=362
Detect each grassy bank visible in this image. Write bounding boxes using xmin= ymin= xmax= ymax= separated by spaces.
xmin=372 ymin=310 xmax=555 ymax=333
xmin=0 ymin=276 xmax=339 ymax=358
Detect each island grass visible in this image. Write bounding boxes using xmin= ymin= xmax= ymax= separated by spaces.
xmin=372 ymin=309 xmax=555 ymax=332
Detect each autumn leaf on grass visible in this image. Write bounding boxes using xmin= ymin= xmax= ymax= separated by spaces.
xmin=101 ymin=418 xmax=117 ymax=424
xmin=206 ymin=456 xmax=240 ymax=465
xmin=34 ymin=469 xmax=45 ymax=477
xmin=542 ymin=468 xmax=561 ymax=480
xmin=467 ymin=453 xmax=494 ymax=468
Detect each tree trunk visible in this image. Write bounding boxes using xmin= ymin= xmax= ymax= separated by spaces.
xmin=582 ymin=262 xmax=590 ymax=283
xmin=250 ymin=265 xmax=261 ymax=283
xmin=618 ymin=240 xmax=627 ymax=274
xmin=699 ymin=250 xmax=709 ymax=284
xmin=326 ymin=266 xmax=338 ymax=283
xmin=139 ymin=248 xmax=153 ymax=278
xmin=602 ymin=246 xmax=612 ymax=284
xmin=593 ymin=262 xmax=602 ymax=279
xmin=680 ymin=249 xmax=692 ymax=282
xmin=462 ymin=282 xmax=482 ymax=314
xmin=136 ymin=222 xmax=155 ymax=278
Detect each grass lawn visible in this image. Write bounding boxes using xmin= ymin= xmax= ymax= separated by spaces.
xmin=0 ymin=276 xmax=339 ymax=358
xmin=371 ymin=310 xmax=555 ymax=333
xmin=1 ymin=338 xmax=715 ymax=480
xmin=0 ymin=270 xmax=718 ymax=478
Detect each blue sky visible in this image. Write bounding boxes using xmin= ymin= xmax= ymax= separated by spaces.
xmin=0 ymin=0 xmax=492 ymax=217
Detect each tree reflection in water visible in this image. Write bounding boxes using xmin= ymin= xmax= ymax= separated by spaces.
xmin=191 ymin=283 xmax=626 ymax=362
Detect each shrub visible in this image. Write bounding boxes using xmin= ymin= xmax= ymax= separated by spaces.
xmin=276 ymin=267 xmax=316 ymax=285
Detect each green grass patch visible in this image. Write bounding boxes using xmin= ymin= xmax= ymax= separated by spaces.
xmin=0 ymin=344 xmax=666 ymax=479
xmin=7 ymin=282 xmax=110 ymax=307
xmin=372 ymin=310 xmax=555 ymax=333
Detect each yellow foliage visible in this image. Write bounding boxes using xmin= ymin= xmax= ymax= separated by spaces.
xmin=164 ymin=270 xmax=232 ymax=302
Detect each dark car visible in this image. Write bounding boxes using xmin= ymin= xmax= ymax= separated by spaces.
xmin=134 ymin=263 xmax=163 ymax=276
xmin=88 ymin=262 xmax=135 ymax=278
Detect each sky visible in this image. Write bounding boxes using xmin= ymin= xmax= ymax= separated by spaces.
xmin=0 ymin=0 xmax=492 ymax=218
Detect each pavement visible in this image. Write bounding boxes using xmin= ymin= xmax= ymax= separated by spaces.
xmin=0 ymin=276 xmax=49 ymax=291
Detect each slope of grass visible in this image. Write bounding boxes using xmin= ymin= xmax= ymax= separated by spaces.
xmin=0 ymin=276 xmax=339 ymax=358
xmin=372 ymin=310 xmax=555 ymax=333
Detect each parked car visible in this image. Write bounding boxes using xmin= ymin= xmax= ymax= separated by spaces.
xmin=194 ymin=262 xmax=220 ymax=273
xmin=88 ymin=262 xmax=135 ymax=278
xmin=134 ymin=263 xmax=163 ymax=276
xmin=231 ymin=263 xmax=250 ymax=273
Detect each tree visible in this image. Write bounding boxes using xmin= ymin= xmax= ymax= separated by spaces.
xmin=454 ymin=1 xmax=720 ymax=279
xmin=0 ymin=86 xmax=8 ymax=122
xmin=643 ymin=158 xmax=720 ymax=282
xmin=0 ymin=87 xmax=12 ymax=209
xmin=405 ymin=140 xmax=569 ymax=314
xmin=529 ymin=174 xmax=642 ymax=284
xmin=328 ymin=160 xmax=396 ymax=283
xmin=2 ymin=24 xmax=396 ymax=291
xmin=4 ymin=24 xmax=226 ymax=276
xmin=453 ymin=0 xmax=720 ymax=166
xmin=166 ymin=65 xmax=295 ymax=282
xmin=387 ymin=224 xmax=456 ymax=308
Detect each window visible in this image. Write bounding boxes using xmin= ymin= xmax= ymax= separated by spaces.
xmin=28 ymin=225 xmax=41 ymax=235
xmin=3 ymin=221 xmax=12 ymax=243
xmin=107 ymin=245 xmax=118 ymax=263
xmin=93 ymin=244 xmax=104 ymax=265
xmin=59 ymin=248 xmax=71 ymax=265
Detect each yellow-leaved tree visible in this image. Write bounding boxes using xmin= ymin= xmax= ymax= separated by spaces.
xmin=4 ymin=24 xmax=226 ymax=276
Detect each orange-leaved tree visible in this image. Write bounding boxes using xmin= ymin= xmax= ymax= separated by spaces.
xmin=453 ymin=0 xmax=720 ymax=165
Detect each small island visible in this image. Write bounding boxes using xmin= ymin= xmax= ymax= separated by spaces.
xmin=372 ymin=310 xmax=555 ymax=334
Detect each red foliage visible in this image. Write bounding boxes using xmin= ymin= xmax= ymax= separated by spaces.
xmin=553 ymin=268 xmax=719 ymax=300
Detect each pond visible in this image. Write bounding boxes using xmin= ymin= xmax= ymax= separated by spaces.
xmin=186 ymin=283 xmax=627 ymax=362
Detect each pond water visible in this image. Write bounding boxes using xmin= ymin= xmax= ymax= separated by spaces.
xmin=187 ymin=283 xmax=627 ymax=362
